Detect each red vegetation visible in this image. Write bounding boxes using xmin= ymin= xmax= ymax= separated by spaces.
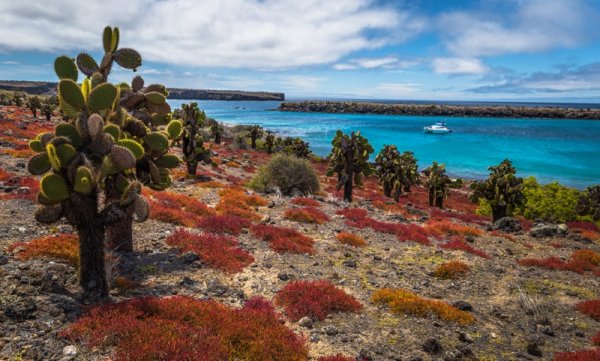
xmin=372 ymin=288 xmax=474 ymax=326
xmin=336 ymin=232 xmax=367 ymax=247
xmin=196 ymin=215 xmax=251 ymax=235
xmin=146 ymin=190 xmax=215 ymax=226
xmin=61 ymin=295 xmax=308 ymax=361
xmin=575 ymin=299 xmax=600 ymax=321
xmin=592 ymin=330 xmax=600 ymax=346
xmin=216 ymin=188 xmax=267 ymax=220
xmin=434 ymin=260 xmax=471 ymax=279
xmin=336 ymin=208 xmax=368 ymax=222
xmin=553 ymin=348 xmax=600 ymax=361
xmin=250 ymin=224 xmax=315 ymax=255
xmin=166 ymin=230 xmax=254 ymax=273
xmin=291 ymin=197 xmax=321 ymax=207
xmin=284 ymin=206 xmax=330 ymax=224
xmin=0 ymin=172 xmax=39 ymax=201
xmin=426 ymin=220 xmax=483 ymax=238
xmin=549 ymin=242 xmax=566 ymax=249
xmin=317 ymin=355 xmax=356 ymax=361
xmin=567 ymin=221 xmax=600 ymax=233
xmin=274 ymin=280 xmax=362 ymax=321
xmin=395 ymin=223 xmax=431 ymax=246
xmin=518 ymin=249 xmax=600 ymax=275
xmin=439 ymin=239 xmax=490 ymax=259
xmin=429 ymin=208 xmax=490 ymax=225
xmin=8 ymin=234 xmax=79 ymax=267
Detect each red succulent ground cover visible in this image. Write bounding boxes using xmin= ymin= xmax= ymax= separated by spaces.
xmin=592 ymin=330 xmax=600 ymax=346
xmin=61 ymin=295 xmax=308 ymax=361
xmin=145 ymin=189 xmax=215 ymax=227
xmin=426 ymin=220 xmax=483 ymax=238
xmin=395 ymin=223 xmax=431 ymax=246
xmin=215 ymin=188 xmax=267 ymax=220
xmin=336 ymin=232 xmax=367 ymax=247
xmin=166 ymin=230 xmax=254 ymax=273
xmin=439 ymin=239 xmax=490 ymax=259
xmin=317 ymin=355 xmax=357 ymax=361
xmin=196 ymin=215 xmax=251 ymax=235
xmin=433 ymin=260 xmax=471 ymax=279
xmin=567 ymin=221 xmax=600 ymax=233
xmin=553 ymin=348 xmax=600 ymax=361
xmin=518 ymin=249 xmax=600 ymax=275
xmin=575 ymin=299 xmax=600 ymax=321
xmin=291 ymin=197 xmax=321 ymax=207
xmin=0 ymin=168 xmax=39 ymax=201
xmin=335 ymin=208 xmax=368 ymax=222
xmin=284 ymin=206 xmax=330 ymax=224
xmin=8 ymin=234 xmax=79 ymax=267
xmin=274 ymin=280 xmax=363 ymax=321
xmin=250 ymin=224 xmax=315 ymax=254
xmin=429 ymin=208 xmax=490 ymax=225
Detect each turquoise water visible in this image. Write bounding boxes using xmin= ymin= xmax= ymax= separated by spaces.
xmin=168 ymin=100 xmax=600 ymax=189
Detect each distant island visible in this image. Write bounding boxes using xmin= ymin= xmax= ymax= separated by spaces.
xmin=0 ymin=80 xmax=284 ymax=101
xmin=279 ymin=100 xmax=600 ymax=119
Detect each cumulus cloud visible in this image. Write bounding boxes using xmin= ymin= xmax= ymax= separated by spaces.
xmin=438 ymin=0 xmax=598 ymax=57
xmin=333 ymin=56 xmax=420 ymax=70
xmin=432 ymin=57 xmax=488 ymax=75
xmin=0 ymin=0 xmax=423 ymax=69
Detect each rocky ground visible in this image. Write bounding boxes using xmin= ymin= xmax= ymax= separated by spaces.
xmin=0 ymin=105 xmax=599 ymax=361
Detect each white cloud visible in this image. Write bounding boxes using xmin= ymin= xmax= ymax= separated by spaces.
xmin=0 ymin=0 xmax=423 ymax=70
xmin=333 ymin=56 xmax=420 ymax=71
xmin=2 ymin=61 xmax=19 ymax=65
xmin=438 ymin=0 xmax=597 ymax=57
xmin=432 ymin=57 xmax=488 ymax=75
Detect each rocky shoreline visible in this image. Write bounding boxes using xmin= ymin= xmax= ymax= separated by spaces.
xmin=279 ymin=101 xmax=600 ymax=119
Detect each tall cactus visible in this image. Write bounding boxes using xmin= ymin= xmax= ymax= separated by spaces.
xmin=399 ymin=151 xmax=419 ymax=192
xmin=247 ymin=125 xmax=263 ymax=150
xmin=423 ymin=161 xmax=451 ymax=208
xmin=27 ymin=26 xmax=179 ymax=298
xmin=326 ymin=130 xmax=373 ymax=202
xmin=180 ymin=102 xmax=211 ymax=175
xmin=28 ymin=96 xmax=41 ymax=118
xmin=577 ymin=185 xmax=600 ymax=221
xmin=210 ymin=121 xmax=224 ymax=144
xmin=375 ymin=146 xmax=419 ymax=202
xmin=469 ymin=159 xmax=525 ymax=221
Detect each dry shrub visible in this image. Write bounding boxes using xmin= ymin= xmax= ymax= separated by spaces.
xmin=249 ymin=154 xmax=320 ymax=196
xmin=61 ymin=296 xmax=308 ymax=361
xmin=275 ymin=280 xmax=362 ymax=321
xmin=433 ymin=260 xmax=470 ymax=279
xmin=372 ymin=288 xmax=474 ymax=326
xmin=336 ymin=232 xmax=366 ymax=247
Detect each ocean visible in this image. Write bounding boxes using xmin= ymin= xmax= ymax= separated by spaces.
xmin=167 ymin=99 xmax=600 ymax=189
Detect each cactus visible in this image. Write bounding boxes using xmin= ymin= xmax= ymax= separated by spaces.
xmin=326 ymin=130 xmax=373 ymax=202
xmin=210 ymin=121 xmax=224 ymax=144
xmin=469 ymin=159 xmax=525 ymax=221
xmin=277 ymin=136 xmax=311 ymax=158
xmin=375 ymin=145 xmax=405 ymax=201
xmin=27 ymin=96 xmax=41 ymax=118
xmin=577 ymin=185 xmax=600 ymax=221
xmin=179 ymin=102 xmax=211 ymax=175
xmin=265 ymin=131 xmax=275 ymax=154
xmin=423 ymin=161 xmax=451 ymax=208
xmin=26 ymin=26 xmax=178 ymax=299
xmin=399 ymin=151 xmax=419 ymax=192
xmin=247 ymin=125 xmax=263 ymax=150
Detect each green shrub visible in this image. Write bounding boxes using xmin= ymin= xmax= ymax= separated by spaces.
xmin=517 ymin=177 xmax=581 ymax=222
xmin=248 ymin=154 xmax=320 ymax=195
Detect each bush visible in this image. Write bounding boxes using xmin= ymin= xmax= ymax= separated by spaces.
xmin=336 ymin=232 xmax=367 ymax=247
xmin=166 ymin=230 xmax=254 ymax=273
xmin=251 ymin=224 xmax=315 ymax=254
xmin=275 ymin=280 xmax=362 ymax=321
xmin=372 ymin=288 xmax=474 ymax=325
xmin=434 ymin=260 xmax=470 ymax=279
xmin=248 ymin=154 xmax=320 ymax=195
xmin=517 ymin=177 xmax=581 ymax=222
xmin=61 ymin=296 xmax=308 ymax=361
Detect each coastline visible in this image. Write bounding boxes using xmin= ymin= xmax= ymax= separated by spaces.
xmin=279 ymin=100 xmax=600 ymax=120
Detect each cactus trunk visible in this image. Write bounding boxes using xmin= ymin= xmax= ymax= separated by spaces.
xmin=251 ymin=136 xmax=257 ymax=149
xmin=492 ymin=206 xmax=507 ymax=222
xmin=215 ymin=134 xmax=221 ymax=144
xmin=187 ymin=160 xmax=198 ymax=175
xmin=77 ymin=223 xmax=109 ymax=298
xmin=106 ymin=214 xmax=133 ymax=252
xmin=344 ymin=152 xmax=353 ymax=202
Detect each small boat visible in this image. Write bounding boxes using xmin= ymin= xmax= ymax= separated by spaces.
xmin=424 ymin=121 xmax=452 ymax=134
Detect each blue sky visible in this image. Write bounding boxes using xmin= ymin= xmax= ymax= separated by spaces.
xmin=1 ymin=0 xmax=600 ymax=102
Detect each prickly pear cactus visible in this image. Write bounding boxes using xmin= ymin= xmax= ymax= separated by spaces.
xmin=179 ymin=102 xmax=211 ymax=175
xmin=27 ymin=26 xmax=180 ymax=298
xmin=469 ymin=159 xmax=524 ymax=221
xmin=423 ymin=161 xmax=451 ymax=208
xmin=247 ymin=125 xmax=263 ymax=150
xmin=210 ymin=121 xmax=224 ymax=144
xmin=265 ymin=131 xmax=275 ymax=154
xmin=577 ymin=185 xmax=600 ymax=221
xmin=326 ymin=130 xmax=373 ymax=202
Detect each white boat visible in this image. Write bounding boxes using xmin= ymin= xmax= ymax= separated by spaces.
xmin=424 ymin=121 xmax=452 ymax=134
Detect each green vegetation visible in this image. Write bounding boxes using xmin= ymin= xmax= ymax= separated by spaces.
xmin=374 ymin=145 xmax=419 ymax=202
xmin=326 ymin=130 xmax=373 ymax=202
xmin=247 ymin=125 xmax=264 ymax=150
xmin=179 ymin=102 xmax=210 ymax=175
xmin=516 ymin=177 xmax=581 ymax=222
xmin=249 ymin=154 xmax=320 ymax=195
xmin=469 ymin=159 xmax=525 ymax=221
xmin=423 ymin=161 xmax=451 ymax=208
xmin=26 ymin=26 xmax=179 ymax=298
xmin=577 ymin=185 xmax=600 ymax=221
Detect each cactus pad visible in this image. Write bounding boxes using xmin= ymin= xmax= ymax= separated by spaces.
xmin=76 ymin=53 xmax=100 ymax=77
xmin=29 ymin=140 xmax=45 ymax=153
xmin=35 ymin=204 xmax=64 ymax=224
xmin=103 ymin=124 xmax=122 ymax=141
xmin=113 ymin=48 xmax=142 ymax=70
xmin=166 ymin=120 xmax=183 ymax=139
xmin=120 ymin=181 xmax=141 ymax=205
xmin=133 ymin=195 xmax=149 ymax=222
xmin=87 ymin=114 xmax=105 ymax=138
xmin=27 ymin=153 xmax=51 ymax=175
xmin=110 ymin=145 xmax=136 ymax=169
xmin=144 ymin=132 xmax=169 ymax=152
xmin=54 ymin=56 xmax=78 ymax=81
xmin=144 ymin=92 xmax=166 ymax=105
xmin=102 ymin=26 xmax=113 ymax=53
xmin=59 ymin=79 xmax=85 ymax=109
xmin=155 ymin=154 xmax=180 ymax=169
xmin=88 ymin=83 xmax=117 ymax=111
xmin=132 ymin=75 xmax=144 ymax=92
xmin=116 ymin=139 xmax=144 ymax=160
xmin=40 ymin=174 xmax=70 ymax=202
xmin=73 ymin=166 xmax=94 ymax=194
